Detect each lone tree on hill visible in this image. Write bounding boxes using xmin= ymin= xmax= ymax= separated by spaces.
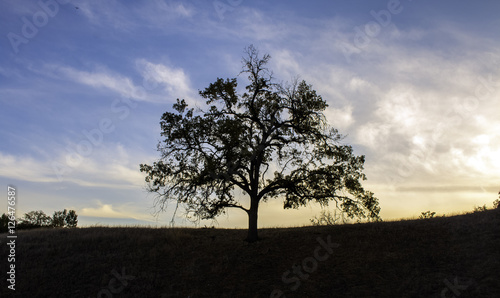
xmin=140 ymin=46 xmax=380 ymax=242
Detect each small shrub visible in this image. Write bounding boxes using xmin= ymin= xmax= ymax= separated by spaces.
xmin=473 ymin=205 xmax=488 ymax=213
xmin=419 ymin=211 xmax=436 ymax=219
xmin=310 ymin=210 xmax=347 ymax=226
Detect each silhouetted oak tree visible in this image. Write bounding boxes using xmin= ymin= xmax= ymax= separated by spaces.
xmin=140 ymin=46 xmax=380 ymax=242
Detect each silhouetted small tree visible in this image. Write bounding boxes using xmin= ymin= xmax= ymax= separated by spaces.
xmin=52 ymin=209 xmax=68 ymax=227
xmin=64 ymin=210 xmax=78 ymax=228
xmin=495 ymin=192 xmax=500 ymax=209
xmin=0 ymin=213 xmax=9 ymax=233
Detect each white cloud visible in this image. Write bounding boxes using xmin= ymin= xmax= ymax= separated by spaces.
xmin=348 ymin=77 xmax=372 ymax=92
xmin=47 ymin=65 xmax=148 ymax=101
xmin=324 ymin=105 xmax=355 ymax=130
xmin=76 ymin=0 xmax=195 ymax=32
xmin=0 ymin=152 xmax=58 ymax=183
xmin=356 ymin=122 xmax=390 ymax=150
xmin=389 ymin=27 xmax=425 ymax=41
xmin=50 ymin=142 xmax=148 ymax=189
xmin=0 ymin=142 xmax=148 ymax=190
xmin=40 ymin=61 xmax=197 ymax=104
xmin=79 ymin=200 xmax=160 ymax=223
xmin=74 ymin=0 xmax=138 ymax=30
xmin=145 ymin=1 xmax=194 ymax=19
xmin=136 ymin=59 xmax=197 ymax=104
xmin=81 ymin=201 xmax=124 ymax=218
xmin=374 ymin=89 xmax=422 ymax=133
xmin=271 ymin=49 xmax=301 ymax=79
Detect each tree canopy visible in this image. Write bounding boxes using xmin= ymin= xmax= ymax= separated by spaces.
xmin=140 ymin=45 xmax=380 ymax=242
xmin=0 ymin=209 xmax=78 ymax=232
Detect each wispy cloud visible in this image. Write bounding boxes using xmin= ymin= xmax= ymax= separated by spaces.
xmin=137 ymin=1 xmax=195 ymax=22
xmin=76 ymin=0 xmax=195 ymax=32
xmin=136 ymin=59 xmax=196 ymax=103
xmin=51 ymin=142 xmax=148 ymax=188
xmin=0 ymin=152 xmax=59 ymax=183
xmin=51 ymin=65 xmax=147 ymax=100
xmin=0 ymin=141 xmax=149 ymax=191
xmin=80 ymin=200 xmax=153 ymax=220
xmin=39 ymin=61 xmax=196 ymax=104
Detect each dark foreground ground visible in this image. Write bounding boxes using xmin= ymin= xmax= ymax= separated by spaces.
xmin=1 ymin=209 xmax=499 ymax=297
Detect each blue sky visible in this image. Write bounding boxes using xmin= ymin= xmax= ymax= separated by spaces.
xmin=1 ymin=0 xmax=499 ymax=228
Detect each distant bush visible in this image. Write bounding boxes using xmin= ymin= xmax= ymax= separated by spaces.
xmin=310 ymin=210 xmax=347 ymax=226
xmin=473 ymin=205 xmax=488 ymax=213
xmin=419 ymin=211 xmax=436 ymax=219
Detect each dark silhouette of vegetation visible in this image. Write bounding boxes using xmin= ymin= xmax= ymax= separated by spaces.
xmin=495 ymin=191 xmax=500 ymax=209
xmin=1 ymin=210 xmax=499 ymax=297
xmin=64 ymin=209 xmax=78 ymax=228
xmin=419 ymin=211 xmax=436 ymax=219
xmin=52 ymin=209 xmax=68 ymax=227
xmin=0 ymin=213 xmax=8 ymax=233
xmin=310 ymin=209 xmax=348 ymax=226
xmin=17 ymin=210 xmax=52 ymax=229
xmin=0 ymin=209 xmax=78 ymax=232
xmin=140 ymin=45 xmax=380 ymax=242
xmin=473 ymin=205 xmax=488 ymax=212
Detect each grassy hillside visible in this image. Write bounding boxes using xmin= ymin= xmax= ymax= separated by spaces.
xmin=1 ymin=209 xmax=499 ymax=297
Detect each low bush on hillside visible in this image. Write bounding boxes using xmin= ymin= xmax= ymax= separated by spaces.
xmin=419 ymin=211 xmax=436 ymax=219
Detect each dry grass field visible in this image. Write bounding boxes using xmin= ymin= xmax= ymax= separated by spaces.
xmin=1 ymin=209 xmax=499 ymax=297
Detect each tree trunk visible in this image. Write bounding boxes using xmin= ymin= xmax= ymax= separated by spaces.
xmin=245 ymin=198 xmax=259 ymax=242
